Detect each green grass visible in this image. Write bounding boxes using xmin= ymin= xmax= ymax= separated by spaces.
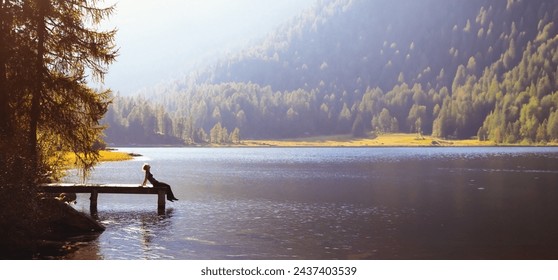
xmin=57 ymin=150 xmax=133 ymax=168
xmin=241 ymin=133 xmax=499 ymax=147
xmin=98 ymin=150 xmax=134 ymax=161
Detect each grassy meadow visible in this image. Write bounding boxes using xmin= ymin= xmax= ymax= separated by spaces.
xmin=56 ymin=150 xmax=134 ymax=168
xmin=240 ymin=133 xmax=557 ymax=147
xmin=98 ymin=150 xmax=135 ymax=161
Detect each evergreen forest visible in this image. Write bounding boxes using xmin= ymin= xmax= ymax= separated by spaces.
xmin=105 ymin=0 xmax=558 ymax=145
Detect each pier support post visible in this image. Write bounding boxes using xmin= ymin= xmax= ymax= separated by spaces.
xmin=90 ymin=190 xmax=98 ymax=215
xmin=157 ymin=189 xmax=166 ymax=215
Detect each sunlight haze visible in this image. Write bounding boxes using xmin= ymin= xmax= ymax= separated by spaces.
xmin=103 ymin=0 xmax=316 ymax=95
xmin=5 ymin=0 xmax=558 ymax=267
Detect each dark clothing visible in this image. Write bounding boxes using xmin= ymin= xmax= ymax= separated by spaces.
xmin=146 ymin=170 xmax=178 ymax=201
xmin=145 ymin=171 xmax=160 ymax=185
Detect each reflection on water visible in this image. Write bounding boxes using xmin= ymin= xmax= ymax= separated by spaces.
xmin=54 ymin=147 xmax=558 ymax=259
xmin=65 ymin=209 xmax=175 ymax=260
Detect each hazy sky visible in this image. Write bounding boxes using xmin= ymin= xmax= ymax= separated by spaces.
xmin=99 ymin=0 xmax=316 ymax=95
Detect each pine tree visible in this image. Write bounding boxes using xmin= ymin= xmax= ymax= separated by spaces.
xmin=0 ymin=0 xmax=117 ymax=257
xmin=210 ymin=122 xmax=223 ymax=144
xmin=0 ymin=0 xmax=13 ymax=139
xmin=548 ymin=110 xmax=558 ymax=140
xmin=27 ymin=0 xmax=117 ymax=179
xmin=351 ymin=113 xmax=366 ymax=137
xmin=231 ymin=127 xmax=241 ymax=144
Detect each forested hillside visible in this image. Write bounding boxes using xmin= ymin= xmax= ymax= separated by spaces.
xmin=104 ymin=0 xmax=558 ymax=145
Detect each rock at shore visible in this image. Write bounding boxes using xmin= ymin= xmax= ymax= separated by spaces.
xmin=38 ymin=198 xmax=105 ymax=238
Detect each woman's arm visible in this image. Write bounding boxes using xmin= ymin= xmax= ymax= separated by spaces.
xmin=141 ymin=172 xmax=148 ymax=186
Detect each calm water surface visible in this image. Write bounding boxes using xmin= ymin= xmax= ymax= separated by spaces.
xmin=58 ymin=147 xmax=558 ymax=259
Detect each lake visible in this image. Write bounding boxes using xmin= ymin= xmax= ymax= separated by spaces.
xmin=57 ymin=147 xmax=558 ymax=260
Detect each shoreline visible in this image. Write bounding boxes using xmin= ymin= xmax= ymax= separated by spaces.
xmin=109 ymin=133 xmax=558 ymax=148
xmin=238 ymin=133 xmax=558 ymax=147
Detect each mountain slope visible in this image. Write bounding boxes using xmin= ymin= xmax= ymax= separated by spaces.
xmin=105 ymin=0 xmax=558 ymax=144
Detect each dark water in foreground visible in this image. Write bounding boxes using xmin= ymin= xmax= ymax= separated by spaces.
xmin=58 ymin=147 xmax=558 ymax=260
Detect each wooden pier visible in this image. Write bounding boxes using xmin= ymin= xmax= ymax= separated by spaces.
xmin=38 ymin=183 xmax=168 ymax=215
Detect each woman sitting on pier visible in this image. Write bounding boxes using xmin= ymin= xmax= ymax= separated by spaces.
xmin=141 ymin=163 xmax=179 ymax=202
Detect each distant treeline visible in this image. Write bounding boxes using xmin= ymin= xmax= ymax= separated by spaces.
xmin=104 ymin=0 xmax=558 ymax=145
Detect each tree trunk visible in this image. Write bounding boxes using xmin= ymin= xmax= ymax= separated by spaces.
xmin=29 ymin=0 xmax=48 ymax=177
xmin=0 ymin=0 xmax=10 ymax=139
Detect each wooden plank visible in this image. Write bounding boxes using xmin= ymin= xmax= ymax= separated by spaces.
xmin=157 ymin=189 xmax=166 ymax=215
xmin=37 ymin=183 xmax=168 ymax=215
xmin=90 ymin=190 xmax=98 ymax=214
xmin=38 ymin=184 xmax=162 ymax=195
xmin=39 ymin=183 xmax=145 ymax=188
